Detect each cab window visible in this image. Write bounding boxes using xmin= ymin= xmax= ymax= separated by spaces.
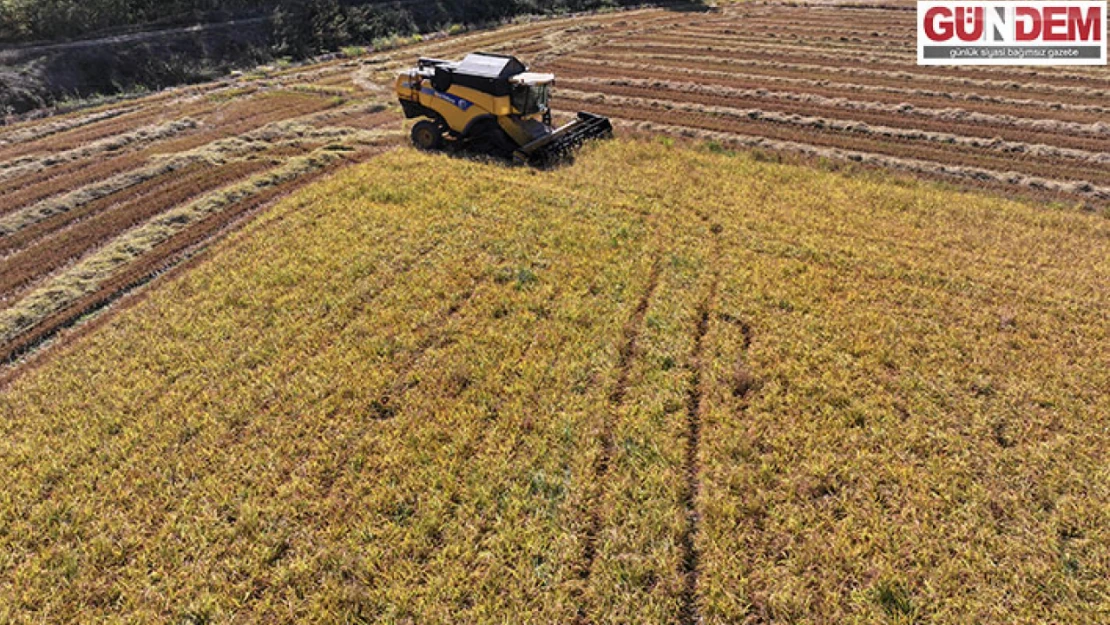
xmin=512 ymin=84 xmax=549 ymax=115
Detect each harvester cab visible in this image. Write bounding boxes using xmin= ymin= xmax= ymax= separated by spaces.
xmin=395 ymin=52 xmax=612 ymax=166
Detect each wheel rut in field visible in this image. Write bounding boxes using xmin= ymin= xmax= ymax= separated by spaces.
xmin=679 ymin=223 xmax=722 ymax=625
xmin=576 ymin=253 xmax=663 ymax=624
xmin=364 ymin=277 xmax=482 ymax=423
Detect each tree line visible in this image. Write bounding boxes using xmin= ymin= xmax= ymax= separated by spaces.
xmin=0 ymin=0 xmax=631 ymax=48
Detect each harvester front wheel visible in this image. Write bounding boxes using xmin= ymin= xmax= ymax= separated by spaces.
xmin=411 ymin=120 xmax=444 ymax=151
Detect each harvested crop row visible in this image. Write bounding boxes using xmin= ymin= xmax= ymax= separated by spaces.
xmin=550 ymin=58 xmax=1110 ymax=124
xmin=0 ymin=134 xmax=400 ymax=350
xmin=0 ymin=147 xmax=377 ymax=365
xmin=0 ymin=160 xmax=273 ymax=303
xmin=644 ymin=30 xmax=1110 ymax=83
xmin=0 ymin=106 xmax=141 ymax=150
xmin=599 ymin=42 xmax=1110 ymax=102
xmin=16 ymin=89 xmax=321 ymax=165
xmin=554 ymin=91 xmax=1110 ymax=190
xmin=674 ymin=30 xmax=1107 ymax=86
xmin=730 ymin=8 xmax=916 ymax=29
xmin=588 ymin=50 xmax=1110 ymax=109
xmin=0 ymin=101 xmax=379 ymax=234
xmin=0 ymin=105 xmax=185 ymax=160
xmin=614 ymin=36 xmax=919 ymax=65
xmin=367 ymin=17 xmax=590 ymax=71
xmin=693 ymin=17 xmax=904 ymax=34
xmin=365 ymin=8 xmax=684 ymax=78
xmin=313 ymin=73 xmax=362 ymax=89
xmin=0 ymin=151 xmax=157 ymax=217
xmin=692 ymin=22 xmax=904 ymax=41
xmin=555 ymin=71 xmax=1110 ymax=153
xmin=306 ymin=109 xmax=397 ymax=131
xmin=602 ymin=42 xmax=1110 ymax=89
xmin=146 ymin=91 xmax=344 ymax=155
xmin=0 ymin=93 xmax=338 ymax=216
xmin=0 ymin=164 xmax=206 ymax=257
xmin=0 ymin=118 xmax=200 ymax=183
xmin=556 ymin=77 xmax=1110 ymax=167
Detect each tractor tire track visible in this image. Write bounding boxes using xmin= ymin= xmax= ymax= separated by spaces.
xmin=678 ymin=221 xmax=722 ymax=625
xmin=575 ymin=254 xmax=663 ymax=625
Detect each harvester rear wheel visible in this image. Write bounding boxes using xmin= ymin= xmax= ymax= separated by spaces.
xmin=411 ymin=120 xmax=444 ymax=151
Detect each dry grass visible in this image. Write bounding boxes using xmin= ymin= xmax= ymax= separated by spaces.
xmin=554 ymin=57 xmax=1110 ymax=117
xmin=0 ymin=106 xmax=141 ymax=148
xmin=1 ymin=140 xmax=1106 ymax=623
xmin=0 ymin=118 xmax=199 ymax=181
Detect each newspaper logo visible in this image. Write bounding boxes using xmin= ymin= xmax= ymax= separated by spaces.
xmin=918 ymin=1 xmax=1107 ymax=65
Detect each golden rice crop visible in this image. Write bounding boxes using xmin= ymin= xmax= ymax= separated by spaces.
xmin=0 ymin=140 xmax=1106 ymax=623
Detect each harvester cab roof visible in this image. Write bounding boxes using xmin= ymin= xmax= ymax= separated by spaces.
xmin=397 ymin=52 xmax=612 ymax=166
xmin=418 ymin=52 xmax=529 ymax=96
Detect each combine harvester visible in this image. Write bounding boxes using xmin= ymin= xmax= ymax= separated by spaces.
xmin=395 ymin=52 xmax=612 ymax=166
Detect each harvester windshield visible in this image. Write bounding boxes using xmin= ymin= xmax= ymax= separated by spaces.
xmin=511 ymin=83 xmax=550 ymax=116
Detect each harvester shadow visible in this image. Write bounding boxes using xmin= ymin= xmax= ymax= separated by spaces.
xmin=420 ymin=144 xmax=577 ymax=171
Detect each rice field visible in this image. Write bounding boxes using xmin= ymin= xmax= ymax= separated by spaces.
xmin=1 ymin=140 xmax=1106 ymax=623
xmin=2 ymin=2 xmax=1107 ymax=367
xmin=0 ymin=3 xmax=1108 ymax=621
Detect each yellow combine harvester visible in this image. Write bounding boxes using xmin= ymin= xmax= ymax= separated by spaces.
xmin=394 ymin=52 xmax=612 ymax=166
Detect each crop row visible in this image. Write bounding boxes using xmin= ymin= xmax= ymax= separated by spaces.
xmin=1 ymin=90 xmax=334 ymax=210
xmin=550 ymin=57 xmax=1110 ymax=123
xmin=554 ymin=71 xmax=1110 ymax=153
xmin=0 ymin=118 xmax=200 ymax=185
xmin=0 ymin=160 xmax=272 ymax=303
xmin=582 ymin=50 xmax=1110 ymax=106
xmin=554 ymin=89 xmax=1110 ymax=193
xmin=604 ymin=41 xmax=1109 ymax=89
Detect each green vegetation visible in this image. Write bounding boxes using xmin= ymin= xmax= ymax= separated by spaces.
xmin=0 ymin=0 xmax=669 ymax=114
xmin=0 ymin=0 xmax=636 ymax=46
xmin=1 ymin=140 xmax=1106 ymax=622
xmin=0 ymin=0 xmax=272 ymax=42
